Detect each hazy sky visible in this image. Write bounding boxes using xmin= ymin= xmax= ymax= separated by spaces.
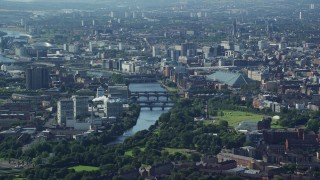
xmin=4 ymin=0 xmax=93 ymax=2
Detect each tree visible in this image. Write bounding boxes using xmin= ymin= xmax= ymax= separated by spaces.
xmin=218 ymin=120 xmax=229 ymax=128
xmin=306 ymin=119 xmax=320 ymax=133
xmin=111 ymin=73 xmax=126 ymax=85
xmin=32 ymin=157 xmax=42 ymax=166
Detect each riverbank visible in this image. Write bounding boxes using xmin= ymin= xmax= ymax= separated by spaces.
xmin=0 ymin=54 xmax=17 ymax=63
xmin=0 ymin=28 xmax=27 ymax=34
xmin=111 ymin=82 xmax=170 ymax=144
xmin=158 ymin=80 xmax=178 ymax=93
xmin=107 ymin=103 xmax=141 ymax=144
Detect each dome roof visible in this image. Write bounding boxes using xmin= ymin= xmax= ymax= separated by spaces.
xmin=31 ymin=42 xmax=53 ymax=49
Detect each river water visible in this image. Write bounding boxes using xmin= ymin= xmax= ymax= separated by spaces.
xmin=0 ymin=55 xmax=15 ymax=63
xmin=0 ymin=30 xmax=27 ymax=63
xmin=112 ymin=83 xmax=170 ymax=144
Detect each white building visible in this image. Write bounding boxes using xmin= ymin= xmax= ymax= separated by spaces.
xmin=1 ymin=64 xmax=23 ymax=72
xmin=89 ymin=41 xmax=93 ymax=52
xmin=279 ymin=42 xmax=287 ymax=50
xmin=121 ymin=61 xmax=135 ymax=73
xmin=152 ymin=46 xmax=161 ymax=57
xmin=119 ymin=43 xmax=124 ymax=50
xmin=68 ymin=44 xmax=79 ymax=53
xmin=57 ymin=99 xmax=74 ymax=125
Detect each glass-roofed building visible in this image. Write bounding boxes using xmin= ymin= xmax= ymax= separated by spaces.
xmin=206 ymin=71 xmax=254 ymax=88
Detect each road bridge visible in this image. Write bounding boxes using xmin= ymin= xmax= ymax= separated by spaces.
xmin=130 ymin=91 xmax=173 ymax=101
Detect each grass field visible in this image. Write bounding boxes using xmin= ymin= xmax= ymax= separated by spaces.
xmin=124 ymin=147 xmax=145 ymax=156
xmin=158 ymin=81 xmax=178 ymax=93
xmin=0 ymin=168 xmax=22 ymax=175
xmin=165 ymin=86 xmax=178 ymax=93
xmin=162 ymin=148 xmax=192 ymax=157
xmin=69 ymin=165 xmax=100 ymax=172
xmin=209 ymin=110 xmax=266 ymax=127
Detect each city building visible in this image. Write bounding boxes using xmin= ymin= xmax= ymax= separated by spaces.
xmin=181 ymin=42 xmax=196 ymax=57
xmin=96 ymin=86 xmax=105 ymax=98
xmin=122 ymin=61 xmax=135 ymax=73
xmin=57 ymin=99 xmax=74 ymax=126
xmin=108 ymin=85 xmax=128 ymax=101
xmin=25 ymin=66 xmax=49 ymax=90
xmin=206 ymin=71 xmax=253 ymax=88
xmin=104 ymin=98 xmax=123 ymax=118
xmin=72 ymin=95 xmax=89 ymax=119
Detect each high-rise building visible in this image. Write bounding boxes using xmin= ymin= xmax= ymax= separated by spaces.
xmin=299 ymin=11 xmax=302 ymax=20
xmin=152 ymin=46 xmax=161 ymax=57
xmin=108 ymin=85 xmax=128 ymax=101
xmin=20 ymin=19 xmax=24 ymax=26
xmin=203 ymin=46 xmax=214 ymax=58
xmin=68 ymin=44 xmax=79 ymax=53
xmin=89 ymin=41 xmax=93 ymax=52
xmin=63 ymin=44 xmax=68 ymax=51
xmin=96 ymin=86 xmax=105 ymax=98
xmin=181 ymin=43 xmax=196 ymax=57
xmin=26 ymin=66 xmax=49 ymax=90
xmin=232 ymin=19 xmax=237 ymax=36
xmin=119 ymin=43 xmax=123 ymax=50
xmin=104 ymin=98 xmax=123 ymax=118
xmin=168 ymin=49 xmax=181 ymax=61
xmin=72 ymin=96 xmax=89 ymax=119
xmin=311 ymin=4 xmax=315 ymax=10
xmin=57 ymin=99 xmax=74 ymax=125
xmin=258 ymin=40 xmax=269 ymax=50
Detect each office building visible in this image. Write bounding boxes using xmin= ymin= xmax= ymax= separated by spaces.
xmin=168 ymin=49 xmax=181 ymax=61
xmin=152 ymin=46 xmax=161 ymax=57
xmin=121 ymin=61 xmax=135 ymax=73
xmin=232 ymin=19 xmax=237 ymax=36
xmin=108 ymin=85 xmax=128 ymax=101
xmin=258 ymin=40 xmax=269 ymax=50
xmin=72 ymin=95 xmax=89 ymax=119
xmin=181 ymin=43 xmax=196 ymax=56
xmin=96 ymin=86 xmax=105 ymax=98
xmin=26 ymin=66 xmax=49 ymax=90
xmin=57 ymin=99 xmax=74 ymax=126
xmin=104 ymin=98 xmax=123 ymax=118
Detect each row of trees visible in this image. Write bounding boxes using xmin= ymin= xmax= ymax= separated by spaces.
xmin=0 ymin=97 xmax=247 ymax=179
xmin=6 ymin=92 xmax=318 ymax=179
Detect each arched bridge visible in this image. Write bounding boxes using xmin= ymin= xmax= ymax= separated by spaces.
xmin=130 ymin=91 xmax=174 ymax=110
xmin=129 ymin=91 xmax=174 ymax=101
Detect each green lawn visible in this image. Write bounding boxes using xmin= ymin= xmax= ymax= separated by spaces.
xmin=165 ymin=86 xmax=178 ymax=93
xmin=158 ymin=81 xmax=178 ymax=93
xmin=163 ymin=148 xmax=191 ymax=157
xmin=210 ymin=110 xmax=265 ymax=127
xmin=124 ymin=147 xmax=145 ymax=157
xmin=154 ymin=128 xmax=160 ymax=135
xmin=270 ymin=118 xmax=283 ymax=129
xmin=207 ymin=110 xmax=283 ymax=128
xmin=69 ymin=165 xmax=100 ymax=172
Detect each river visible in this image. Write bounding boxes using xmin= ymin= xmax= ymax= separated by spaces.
xmin=112 ymin=83 xmax=170 ymax=144
xmin=0 ymin=55 xmax=15 ymax=63
xmin=0 ymin=30 xmax=28 ymax=63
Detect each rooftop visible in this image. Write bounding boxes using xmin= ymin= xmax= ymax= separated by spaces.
xmin=207 ymin=71 xmax=253 ymax=87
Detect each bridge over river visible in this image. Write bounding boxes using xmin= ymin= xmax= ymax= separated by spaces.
xmin=129 ymin=91 xmax=174 ymax=110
